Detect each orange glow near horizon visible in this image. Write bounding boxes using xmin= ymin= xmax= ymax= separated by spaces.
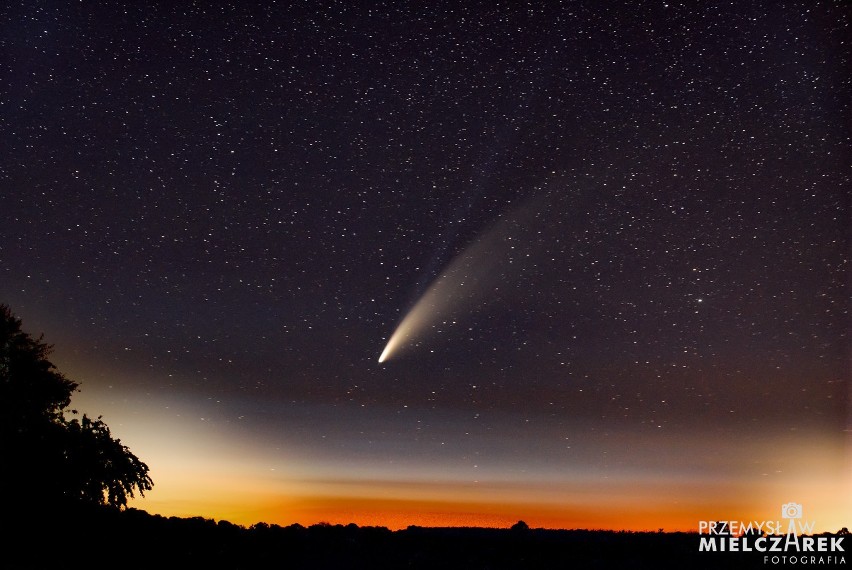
xmin=72 ymin=380 xmax=850 ymax=534
xmin=131 ymin=479 xmax=851 ymax=533
xmin=128 ymin=449 xmax=851 ymax=533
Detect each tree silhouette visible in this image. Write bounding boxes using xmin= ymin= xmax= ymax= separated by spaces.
xmin=0 ymin=304 xmax=152 ymax=515
xmin=511 ymin=520 xmax=530 ymax=532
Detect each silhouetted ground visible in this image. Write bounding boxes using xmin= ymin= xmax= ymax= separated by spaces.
xmin=6 ymin=506 xmax=847 ymax=569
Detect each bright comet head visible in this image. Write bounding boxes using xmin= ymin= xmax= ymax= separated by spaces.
xmin=376 ymin=305 xmax=424 ymax=363
xmin=378 ymin=345 xmax=391 ymax=363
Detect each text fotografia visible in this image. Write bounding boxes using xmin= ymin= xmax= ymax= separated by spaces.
xmin=697 ymin=503 xmax=846 ymax=565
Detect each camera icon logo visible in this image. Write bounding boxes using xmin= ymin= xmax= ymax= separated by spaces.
xmin=782 ymin=502 xmax=803 ymax=519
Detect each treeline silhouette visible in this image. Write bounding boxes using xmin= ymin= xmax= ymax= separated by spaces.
xmin=14 ymin=505 xmax=843 ymax=569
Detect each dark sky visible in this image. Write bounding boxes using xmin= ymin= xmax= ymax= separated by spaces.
xmin=1 ymin=2 xmax=848 ymax=529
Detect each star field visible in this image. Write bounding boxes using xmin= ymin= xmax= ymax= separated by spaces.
xmin=1 ymin=2 xmax=848 ymax=529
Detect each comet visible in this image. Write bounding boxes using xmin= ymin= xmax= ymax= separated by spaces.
xmin=378 ymin=196 xmax=543 ymax=363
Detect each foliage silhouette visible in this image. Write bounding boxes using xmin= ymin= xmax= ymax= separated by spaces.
xmin=0 ymin=304 xmax=152 ymax=515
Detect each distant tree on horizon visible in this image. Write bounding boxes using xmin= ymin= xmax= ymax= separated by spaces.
xmin=0 ymin=304 xmax=152 ymax=515
xmin=511 ymin=520 xmax=529 ymax=531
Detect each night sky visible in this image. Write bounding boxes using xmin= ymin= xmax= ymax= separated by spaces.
xmin=2 ymin=2 xmax=849 ymax=530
